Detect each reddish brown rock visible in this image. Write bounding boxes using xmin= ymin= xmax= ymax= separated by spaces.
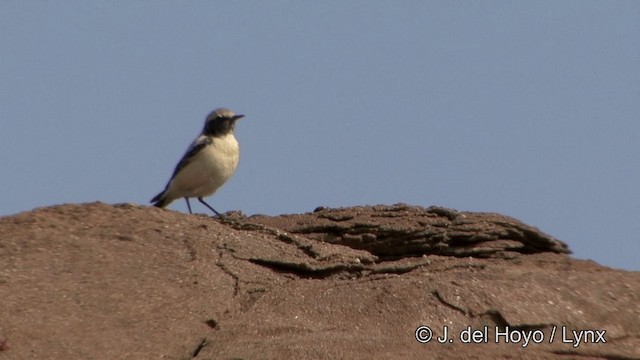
xmin=0 ymin=202 xmax=637 ymax=359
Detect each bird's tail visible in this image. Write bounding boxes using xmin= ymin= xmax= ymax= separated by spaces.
xmin=150 ymin=191 xmax=169 ymax=208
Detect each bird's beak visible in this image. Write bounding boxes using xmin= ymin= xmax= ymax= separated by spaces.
xmin=233 ymin=114 xmax=245 ymax=121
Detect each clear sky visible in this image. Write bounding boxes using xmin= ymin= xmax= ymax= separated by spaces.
xmin=1 ymin=1 xmax=638 ymax=270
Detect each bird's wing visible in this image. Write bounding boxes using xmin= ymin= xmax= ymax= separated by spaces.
xmin=168 ymin=136 xmax=213 ymax=181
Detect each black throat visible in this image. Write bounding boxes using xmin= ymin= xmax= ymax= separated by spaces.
xmin=202 ymin=119 xmax=236 ymax=137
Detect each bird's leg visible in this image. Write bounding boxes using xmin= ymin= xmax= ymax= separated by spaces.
xmin=184 ymin=197 xmax=193 ymax=214
xmin=198 ymin=197 xmax=221 ymax=217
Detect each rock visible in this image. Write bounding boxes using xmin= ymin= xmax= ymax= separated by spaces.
xmin=248 ymin=204 xmax=571 ymax=258
xmin=0 ymin=202 xmax=637 ymax=359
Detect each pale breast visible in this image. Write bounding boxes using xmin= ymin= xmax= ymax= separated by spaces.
xmin=167 ymin=134 xmax=239 ymax=199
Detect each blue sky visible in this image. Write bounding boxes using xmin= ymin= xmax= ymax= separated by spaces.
xmin=1 ymin=1 xmax=638 ymax=270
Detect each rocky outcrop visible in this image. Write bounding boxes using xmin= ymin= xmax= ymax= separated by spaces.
xmin=247 ymin=204 xmax=570 ymax=257
xmin=0 ymin=202 xmax=637 ymax=359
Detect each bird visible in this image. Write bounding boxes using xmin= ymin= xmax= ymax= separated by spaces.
xmin=151 ymin=108 xmax=244 ymax=216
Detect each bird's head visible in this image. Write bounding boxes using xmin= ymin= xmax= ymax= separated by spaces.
xmin=203 ymin=108 xmax=245 ymax=136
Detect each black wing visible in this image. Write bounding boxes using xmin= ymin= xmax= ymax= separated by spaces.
xmin=169 ymin=137 xmax=213 ymax=180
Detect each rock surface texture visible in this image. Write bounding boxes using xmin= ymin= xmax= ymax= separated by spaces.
xmin=0 ymin=202 xmax=638 ymax=359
